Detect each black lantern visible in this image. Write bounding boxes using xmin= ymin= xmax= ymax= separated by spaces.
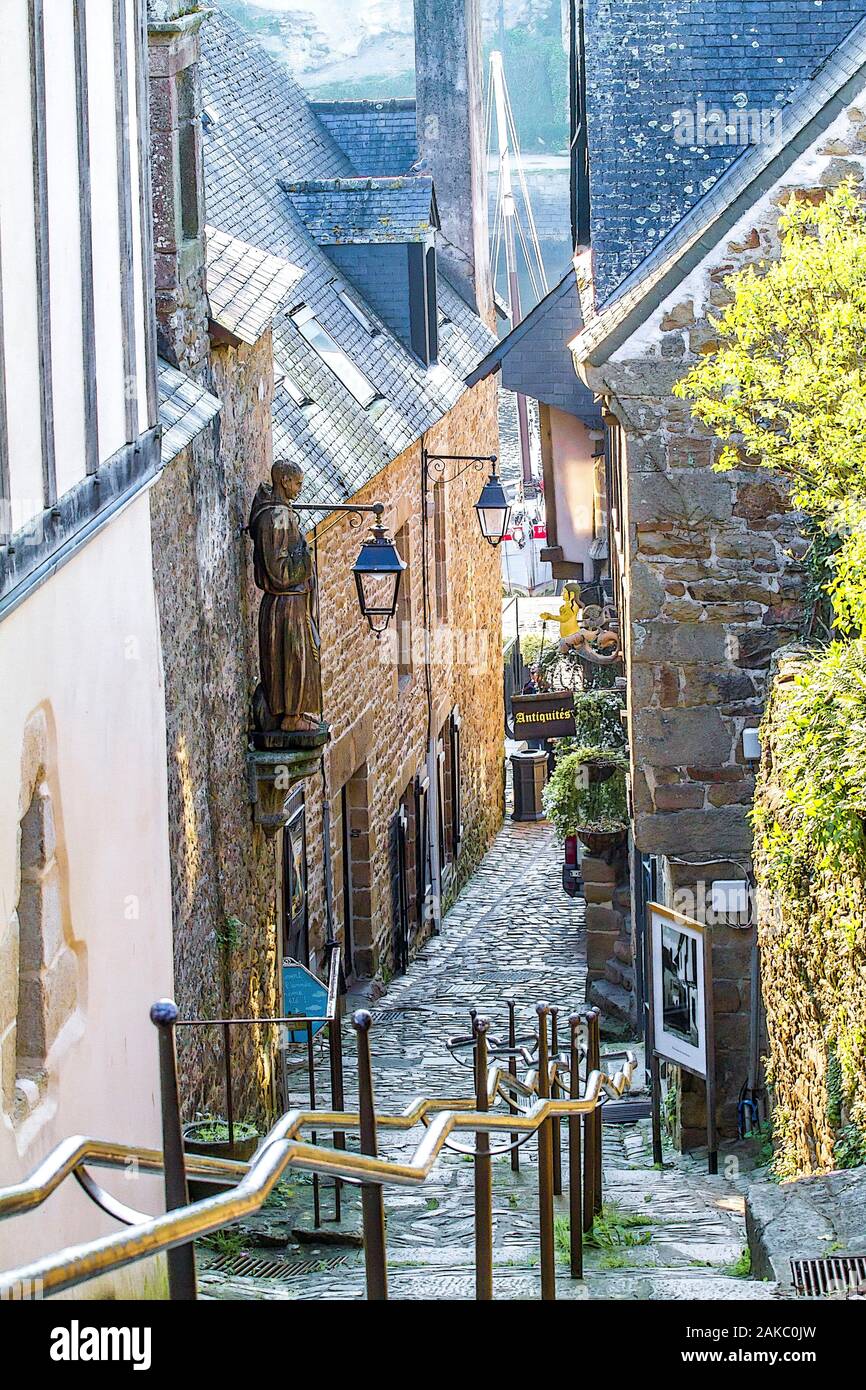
xmin=475 ymin=466 xmax=511 ymax=546
xmin=352 ymin=524 xmax=406 ymax=634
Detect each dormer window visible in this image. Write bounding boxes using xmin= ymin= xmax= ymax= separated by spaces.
xmin=291 ymin=306 xmax=380 ymax=408
xmin=284 ymin=176 xmax=440 ymax=368
xmin=408 ymin=241 xmax=439 ymax=367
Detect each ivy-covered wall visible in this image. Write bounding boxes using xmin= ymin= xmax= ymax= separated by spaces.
xmin=754 ymin=646 xmax=866 ymax=1179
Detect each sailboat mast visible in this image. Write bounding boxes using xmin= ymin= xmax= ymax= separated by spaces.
xmin=490 ymin=50 xmax=534 ymax=496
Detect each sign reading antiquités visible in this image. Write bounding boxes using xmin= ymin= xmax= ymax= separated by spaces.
xmin=511 ymin=691 xmax=576 ymax=740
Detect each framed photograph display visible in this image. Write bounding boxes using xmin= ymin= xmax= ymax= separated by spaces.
xmin=647 ymin=901 xmax=718 ymax=1173
xmin=648 ymin=902 xmax=711 ymax=1077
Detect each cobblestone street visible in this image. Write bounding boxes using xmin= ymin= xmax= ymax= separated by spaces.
xmin=199 ymin=819 xmax=780 ymax=1301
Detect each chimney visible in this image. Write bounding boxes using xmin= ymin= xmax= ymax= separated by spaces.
xmin=147 ymin=2 xmax=210 ymax=378
xmin=413 ymin=0 xmax=492 ymax=323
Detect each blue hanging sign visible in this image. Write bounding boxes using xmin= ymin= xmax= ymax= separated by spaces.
xmin=282 ymin=958 xmax=329 ymax=1046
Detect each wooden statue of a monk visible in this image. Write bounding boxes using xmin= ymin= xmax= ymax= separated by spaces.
xmin=249 ymin=459 xmax=322 ymax=734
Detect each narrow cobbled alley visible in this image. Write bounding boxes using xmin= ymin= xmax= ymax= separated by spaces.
xmin=198 ymin=819 xmax=781 ymax=1302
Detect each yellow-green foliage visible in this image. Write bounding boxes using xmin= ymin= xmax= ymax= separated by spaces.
xmin=753 ymin=645 xmax=866 ymax=1175
xmin=674 ymin=181 xmax=866 ymax=635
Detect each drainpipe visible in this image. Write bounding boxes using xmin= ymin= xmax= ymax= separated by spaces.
xmin=420 ymin=437 xmax=443 ymax=937
xmin=569 ymin=0 xmax=591 ymax=249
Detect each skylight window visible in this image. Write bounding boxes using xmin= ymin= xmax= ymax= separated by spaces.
xmin=331 ymin=280 xmax=380 ymax=336
xmin=276 ymin=366 xmax=315 ymax=410
xmin=291 ymin=306 xmax=381 ymax=408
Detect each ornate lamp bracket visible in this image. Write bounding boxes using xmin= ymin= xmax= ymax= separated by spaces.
xmin=422 ymin=451 xmax=498 ymax=488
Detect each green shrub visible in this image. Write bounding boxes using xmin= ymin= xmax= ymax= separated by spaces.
xmin=542 ymin=752 xmax=628 ymax=840
xmin=753 ymin=640 xmax=866 ymax=879
xmin=835 ymin=1122 xmax=866 ymax=1169
xmin=752 ymin=645 xmax=866 ymax=1177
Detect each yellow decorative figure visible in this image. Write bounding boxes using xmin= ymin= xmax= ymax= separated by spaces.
xmin=539 ymin=589 xmax=580 ymax=640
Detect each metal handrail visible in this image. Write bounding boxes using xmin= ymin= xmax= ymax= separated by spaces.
xmin=0 ymin=1003 xmax=632 ymax=1301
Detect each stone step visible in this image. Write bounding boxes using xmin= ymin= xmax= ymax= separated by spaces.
xmin=613 ymin=937 xmax=633 ymax=966
xmin=604 ymin=958 xmax=634 ymax=991
xmin=588 ymin=977 xmax=637 ymax=1028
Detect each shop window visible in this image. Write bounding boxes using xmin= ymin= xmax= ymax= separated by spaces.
xmin=414 ymin=770 xmax=430 ymax=932
xmin=435 ymin=707 xmax=463 ymax=884
xmin=280 ymin=787 xmax=308 ymax=967
xmin=449 ymin=706 xmax=462 ymax=856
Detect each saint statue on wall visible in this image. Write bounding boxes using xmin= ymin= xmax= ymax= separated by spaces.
xmin=248 ymin=459 xmax=323 ymax=735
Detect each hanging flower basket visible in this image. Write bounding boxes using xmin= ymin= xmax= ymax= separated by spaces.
xmin=543 ymin=750 xmax=629 ymax=846
xmin=583 ymin=756 xmax=623 ymax=785
xmin=576 ymin=825 xmax=628 ymax=854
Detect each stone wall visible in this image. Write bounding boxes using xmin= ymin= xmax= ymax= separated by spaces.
xmin=149 ymin=9 xmax=210 ymax=377
xmin=414 ymin=0 xmax=492 ymax=319
xmin=150 ymin=330 xmax=280 ymax=1124
xmin=312 ymin=375 xmax=505 ymax=976
xmin=583 ymin=843 xmax=636 ymax=1041
xmin=578 ymin=94 xmax=866 ymax=1140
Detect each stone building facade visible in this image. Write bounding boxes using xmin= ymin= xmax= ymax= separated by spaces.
xmin=571 ymin=20 xmax=866 ymax=1144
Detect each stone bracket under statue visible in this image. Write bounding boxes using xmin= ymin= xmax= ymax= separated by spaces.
xmin=246 ymin=461 xmax=332 ymax=833
xmin=246 ymin=731 xmax=329 ymax=835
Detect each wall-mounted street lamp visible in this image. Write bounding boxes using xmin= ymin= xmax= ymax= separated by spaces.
xmin=474 ymin=468 xmax=511 ymax=547
xmin=351 ymin=519 xmax=407 ymax=635
xmin=422 ymin=451 xmax=510 ymax=547
xmin=293 ymin=500 xmax=405 ymax=635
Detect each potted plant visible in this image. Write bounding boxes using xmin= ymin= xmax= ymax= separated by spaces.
xmin=543 ymin=749 xmax=629 ymax=854
xmin=183 ymin=1114 xmax=260 ymax=1201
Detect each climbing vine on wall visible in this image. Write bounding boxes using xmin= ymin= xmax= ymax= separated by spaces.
xmin=669 ymin=180 xmax=866 ymax=1176
xmin=753 ymin=645 xmax=866 ymax=1176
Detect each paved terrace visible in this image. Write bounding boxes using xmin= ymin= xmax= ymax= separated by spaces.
xmin=199 ymin=819 xmax=779 ymax=1300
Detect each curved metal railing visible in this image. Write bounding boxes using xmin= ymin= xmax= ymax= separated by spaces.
xmin=0 ymin=1001 xmax=633 ymax=1302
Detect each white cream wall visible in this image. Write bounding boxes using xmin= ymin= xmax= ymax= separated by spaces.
xmin=0 ymin=0 xmax=151 ymax=530
xmin=0 ymin=493 xmax=173 ymax=1299
xmin=549 ymin=407 xmax=597 ymax=574
xmin=0 ymin=1 xmax=43 ymax=528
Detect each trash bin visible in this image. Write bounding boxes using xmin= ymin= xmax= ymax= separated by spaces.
xmin=511 ymin=750 xmax=548 ymax=821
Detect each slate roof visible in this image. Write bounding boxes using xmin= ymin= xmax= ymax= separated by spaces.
xmin=157 ymin=359 xmax=222 ymax=466
xmin=575 ymin=13 xmax=866 ymax=366
xmin=311 ymin=100 xmax=418 ymax=177
xmin=200 ymin=7 xmax=495 ymax=515
xmin=206 ymin=225 xmax=303 ymax=345
xmin=284 ymin=177 xmax=437 ymax=245
xmin=466 ymin=271 xmax=599 ymax=422
xmin=585 ymin=0 xmax=866 ymax=300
